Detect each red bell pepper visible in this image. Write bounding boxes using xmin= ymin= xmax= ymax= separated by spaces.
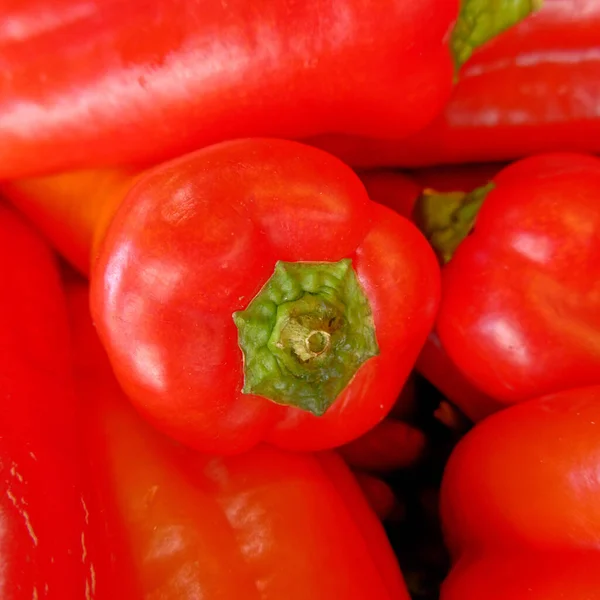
xmin=440 ymin=385 xmax=600 ymax=599
xmin=0 ymin=205 xmax=115 ymax=598
xmin=422 ymin=153 xmax=600 ymax=407
xmin=2 ymin=139 xmax=441 ymax=454
xmin=311 ymin=0 xmax=600 ymax=168
xmin=359 ymin=166 xmax=502 ymax=421
xmin=67 ymin=278 xmax=410 ymax=599
xmin=0 ymin=0 xmax=538 ymax=178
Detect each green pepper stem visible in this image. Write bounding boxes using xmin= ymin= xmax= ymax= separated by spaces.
xmin=233 ymin=259 xmax=379 ymax=416
xmin=413 ymin=182 xmax=494 ymax=264
xmin=451 ymin=0 xmax=543 ymax=72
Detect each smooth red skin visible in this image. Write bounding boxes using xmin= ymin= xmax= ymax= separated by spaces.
xmin=443 ymin=553 xmax=600 ymax=600
xmin=437 ymin=153 xmax=600 ymax=405
xmin=360 ymin=167 xmax=501 ymax=421
xmin=90 ymin=139 xmax=440 ymax=455
xmin=69 ymin=279 xmax=410 ymax=599
xmin=310 ymin=0 xmax=600 ymax=168
xmin=0 ymin=206 xmax=104 ymax=598
xmin=440 ymin=386 xmax=600 ymax=599
xmin=0 ymin=0 xmax=457 ymax=179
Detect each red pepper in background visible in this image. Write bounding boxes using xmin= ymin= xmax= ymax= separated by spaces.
xmin=353 ymin=472 xmax=402 ymax=522
xmin=359 ymin=166 xmax=502 ymax=421
xmin=340 ymin=418 xmax=427 ymax=473
xmin=67 ymin=278 xmax=411 ymax=600
xmin=339 ymin=374 xmax=427 ymax=473
xmin=337 ymin=374 xmax=421 ymax=519
xmin=360 ymin=163 xmax=501 ymax=213
xmin=0 ymin=205 xmax=115 ymax=598
xmin=357 ymin=170 xmax=422 ymax=218
xmin=416 ymin=332 xmax=500 ymax=423
xmin=0 ymin=0 xmax=539 ymax=179
xmin=1 ymin=169 xmax=136 ymax=275
xmin=1 ymin=139 xmax=441 ymax=455
xmin=425 ymin=153 xmax=600 ymax=407
xmin=407 ymin=164 xmax=505 ymax=193
xmin=440 ymin=386 xmax=600 ymax=599
xmin=311 ymin=0 xmax=600 ymax=168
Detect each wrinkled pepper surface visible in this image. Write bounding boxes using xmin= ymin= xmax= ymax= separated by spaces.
xmin=1 ymin=0 xmax=537 ymax=178
xmin=2 ymin=139 xmax=441 ymax=454
xmin=441 ymin=385 xmax=600 ymax=599
xmin=68 ymin=279 xmax=410 ymax=599
xmin=311 ymin=0 xmax=598 ymax=168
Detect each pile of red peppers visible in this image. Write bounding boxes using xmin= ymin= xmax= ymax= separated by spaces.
xmin=1 ymin=0 xmax=600 ymax=598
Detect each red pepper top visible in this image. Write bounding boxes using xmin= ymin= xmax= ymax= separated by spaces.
xmin=90 ymin=139 xmax=441 ymax=454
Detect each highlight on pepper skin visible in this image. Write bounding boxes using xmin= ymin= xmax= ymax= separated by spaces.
xmin=3 ymin=1 xmax=598 ymax=598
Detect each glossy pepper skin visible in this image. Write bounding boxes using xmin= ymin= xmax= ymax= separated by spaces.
xmin=68 ymin=279 xmax=410 ymax=600
xmin=440 ymin=386 xmax=600 ymax=599
xmin=0 ymin=0 xmax=543 ymax=179
xmin=311 ymin=0 xmax=600 ymax=168
xmin=0 ymin=206 xmax=104 ymax=598
xmin=3 ymin=139 xmax=440 ymax=454
xmin=434 ymin=153 xmax=600 ymax=407
xmin=359 ymin=167 xmax=501 ymax=421
xmin=0 ymin=0 xmax=458 ymax=179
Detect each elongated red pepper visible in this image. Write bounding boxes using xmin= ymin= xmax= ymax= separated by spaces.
xmin=0 ymin=0 xmax=538 ymax=178
xmin=420 ymin=153 xmax=600 ymax=407
xmin=2 ymin=139 xmax=440 ymax=454
xmin=359 ymin=167 xmax=502 ymax=421
xmin=0 ymin=205 xmax=115 ymax=598
xmin=67 ymin=278 xmax=410 ymax=599
xmin=311 ymin=0 xmax=600 ymax=168
xmin=441 ymin=385 xmax=600 ymax=599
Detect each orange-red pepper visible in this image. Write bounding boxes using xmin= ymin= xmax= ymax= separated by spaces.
xmin=3 ymin=140 xmax=440 ymax=456
xmin=67 ymin=278 xmax=411 ymax=599
xmin=441 ymin=385 xmax=600 ymax=599
xmin=0 ymin=205 xmax=119 ymax=599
